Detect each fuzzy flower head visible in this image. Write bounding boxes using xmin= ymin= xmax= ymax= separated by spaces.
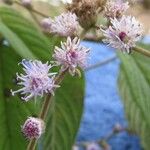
xmin=86 ymin=143 xmax=101 ymax=150
xmin=49 ymin=12 xmax=79 ymax=37
xmin=11 ymin=60 xmax=58 ymax=101
xmin=101 ymin=16 xmax=143 ymax=53
xmin=22 ymin=117 xmax=45 ymax=139
xmin=104 ymin=0 xmax=129 ymax=19
xmin=53 ymin=37 xmax=90 ymax=76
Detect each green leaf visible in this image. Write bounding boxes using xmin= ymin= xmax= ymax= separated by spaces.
xmin=42 ymin=74 xmax=84 ymax=150
xmin=0 ymin=6 xmax=50 ymax=60
xmin=0 ymin=6 xmax=84 ymax=150
xmin=118 ymin=45 xmax=150 ymax=150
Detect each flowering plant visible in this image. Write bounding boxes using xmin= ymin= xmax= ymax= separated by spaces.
xmin=0 ymin=0 xmax=150 ymax=150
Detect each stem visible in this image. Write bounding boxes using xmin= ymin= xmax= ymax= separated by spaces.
xmin=80 ymin=29 xmax=87 ymax=40
xmin=133 ymin=46 xmax=150 ymax=57
xmin=84 ymin=55 xmax=117 ymax=71
xmin=39 ymin=69 xmax=68 ymax=120
xmin=27 ymin=69 xmax=68 ymax=150
xmin=14 ymin=1 xmax=49 ymax=18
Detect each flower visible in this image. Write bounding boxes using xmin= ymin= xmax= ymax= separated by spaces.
xmin=67 ymin=0 xmax=106 ymax=29
xmin=86 ymin=143 xmax=101 ymax=150
xmin=53 ymin=37 xmax=90 ymax=75
xmin=104 ymin=0 xmax=129 ymax=19
xmin=41 ymin=18 xmax=51 ymax=32
xmin=49 ymin=12 xmax=79 ymax=37
xmin=101 ymin=16 xmax=143 ymax=53
xmin=22 ymin=117 xmax=45 ymax=139
xmin=21 ymin=0 xmax=32 ymax=8
xmin=11 ymin=60 xmax=58 ymax=101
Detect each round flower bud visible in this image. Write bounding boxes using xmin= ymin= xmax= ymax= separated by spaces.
xmin=21 ymin=0 xmax=32 ymax=9
xmin=22 ymin=117 xmax=45 ymax=139
xmin=41 ymin=18 xmax=51 ymax=32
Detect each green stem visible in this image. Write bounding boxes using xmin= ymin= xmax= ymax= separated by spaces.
xmin=133 ymin=46 xmax=150 ymax=57
xmin=26 ymin=69 xmax=68 ymax=150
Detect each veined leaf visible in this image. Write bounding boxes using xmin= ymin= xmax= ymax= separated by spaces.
xmin=118 ymin=45 xmax=150 ymax=150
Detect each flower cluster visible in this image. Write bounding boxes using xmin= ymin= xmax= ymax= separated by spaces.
xmin=53 ymin=37 xmax=90 ymax=75
xmin=102 ymin=16 xmax=143 ymax=53
xmin=11 ymin=60 xmax=58 ymax=101
xmin=22 ymin=117 xmax=45 ymax=139
xmin=49 ymin=12 xmax=79 ymax=37
xmin=101 ymin=0 xmax=143 ymax=53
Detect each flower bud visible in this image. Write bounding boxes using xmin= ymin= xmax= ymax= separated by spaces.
xmin=67 ymin=0 xmax=105 ymax=29
xmin=22 ymin=117 xmax=45 ymax=139
xmin=41 ymin=18 xmax=51 ymax=32
xmin=21 ymin=0 xmax=32 ymax=9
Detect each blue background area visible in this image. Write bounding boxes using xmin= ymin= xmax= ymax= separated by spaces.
xmin=76 ymin=40 xmax=146 ymax=150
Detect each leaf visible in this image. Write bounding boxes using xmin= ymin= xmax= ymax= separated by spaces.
xmin=118 ymin=45 xmax=150 ymax=150
xmin=0 ymin=6 xmax=50 ymax=60
xmin=42 ymin=74 xmax=84 ymax=150
xmin=0 ymin=6 xmax=84 ymax=150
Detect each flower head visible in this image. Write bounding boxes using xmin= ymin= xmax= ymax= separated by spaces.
xmin=53 ymin=37 xmax=90 ymax=75
xmin=101 ymin=16 xmax=143 ymax=53
xmin=104 ymin=0 xmax=129 ymax=19
xmin=86 ymin=143 xmax=101 ymax=150
xmin=49 ymin=12 xmax=79 ymax=37
xmin=67 ymin=0 xmax=105 ymax=29
xmin=22 ymin=117 xmax=45 ymax=139
xmin=11 ymin=60 xmax=58 ymax=101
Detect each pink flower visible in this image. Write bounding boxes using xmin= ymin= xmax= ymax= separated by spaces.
xmin=11 ymin=60 xmax=58 ymax=101
xmin=101 ymin=16 xmax=143 ymax=53
xmin=22 ymin=117 xmax=45 ymax=139
xmin=49 ymin=12 xmax=79 ymax=37
xmin=53 ymin=37 xmax=90 ymax=75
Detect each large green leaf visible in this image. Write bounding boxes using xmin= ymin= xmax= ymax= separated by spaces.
xmin=118 ymin=45 xmax=150 ymax=150
xmin=42 ymin=74 xmax=84 ymax=150
xmin=0 ymin=6 xmax=84 ymax=150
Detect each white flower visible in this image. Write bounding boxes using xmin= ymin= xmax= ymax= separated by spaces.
xmin=53 ymin=37 xmax=90 ymax=75
xmin=86 ymin=143 xmax=101 ymax=150
xmin=22 ymin=117 xmax=45 ymax=139
xmin=11 ymin=60 xmax=58 ymax=101
xmin=104 ymin=0 xmax=129 ymax=19
xmin=49 ymin=12 xmax=79 ymax=37
xmin=101 ymin=16 xmax=143 ymax=53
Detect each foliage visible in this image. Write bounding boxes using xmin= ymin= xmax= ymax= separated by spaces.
xmin=118 ymin=44 xmax=150 ymax=150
